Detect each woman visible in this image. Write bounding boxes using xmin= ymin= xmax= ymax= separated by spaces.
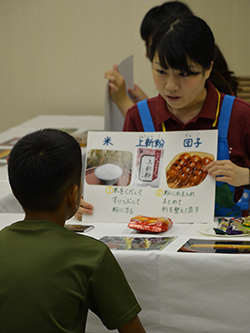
xmin=123 ymin=15 xmax=250 ymax=217
xmin=104 ymin=1 xmax=238 ymax=117
xmin=76 ymin=15 xmax=248 ymax=220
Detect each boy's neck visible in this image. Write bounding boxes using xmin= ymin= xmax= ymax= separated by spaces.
xmin=24 ymin=210 xmax=66 ymax=227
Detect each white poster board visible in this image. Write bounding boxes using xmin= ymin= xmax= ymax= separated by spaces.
xmin=104 ymin=55 xmax=133 ymax=131
xmin=83 ymin=130 xmax=218 ymax=223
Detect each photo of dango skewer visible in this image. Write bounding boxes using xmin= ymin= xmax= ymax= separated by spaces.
xmin=165 ymin=152 xmax=214 ymax=189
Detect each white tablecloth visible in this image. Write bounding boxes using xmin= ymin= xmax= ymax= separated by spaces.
xmin=82 ymin=222 xmax=250 ymax=333
xmin=13 ymin=114 xmax=104 ymax=132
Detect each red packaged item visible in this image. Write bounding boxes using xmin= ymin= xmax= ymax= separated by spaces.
xmin=128 ymin=215 xmax=173 ymax=233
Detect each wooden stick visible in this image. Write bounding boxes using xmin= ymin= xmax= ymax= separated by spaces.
xmin=190 ymin=244 xmax=250 ymax=249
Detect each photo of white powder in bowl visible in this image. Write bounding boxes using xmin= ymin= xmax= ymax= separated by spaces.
xmin=94 ymin=164 xmax=123 ymax=185
xmin=85 ymin=149 xmax=132 ymax=186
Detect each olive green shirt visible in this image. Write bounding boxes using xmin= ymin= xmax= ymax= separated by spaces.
xmin=0 ymin=220 xmax=141 ymax=332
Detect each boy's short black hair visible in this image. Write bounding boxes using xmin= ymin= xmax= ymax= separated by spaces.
xmin=8 ymin=128 xmax=82 ymax=212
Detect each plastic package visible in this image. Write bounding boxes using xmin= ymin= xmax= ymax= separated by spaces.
xmin=128 ymin=215 xmax=173 ymax=233
xmin=214 ymin=217 xmax=250 ymax=235
xmin=133 ymin=148 xmax=164 ymax=188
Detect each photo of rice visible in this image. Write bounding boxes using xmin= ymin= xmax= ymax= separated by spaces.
xmin=85 ymin=149 xmax=133 ymax=186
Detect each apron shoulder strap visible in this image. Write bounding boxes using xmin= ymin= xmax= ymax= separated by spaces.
xmin=217 ymin=94 xmax=235 ymax=161
xmin=217 ymin=94 xmax=235 ymax=140
xmin=137 ymin=99 xmax=155 ymax=132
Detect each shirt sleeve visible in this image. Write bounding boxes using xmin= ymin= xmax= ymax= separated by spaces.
xmin=242 ymin=167 xmax=250 ymax=189
xmin=87 ymin=245 xmax=141 ymax=330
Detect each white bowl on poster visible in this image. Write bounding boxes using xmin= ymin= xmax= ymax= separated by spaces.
xmin=94 ymin=163 xmax=123 ymax=185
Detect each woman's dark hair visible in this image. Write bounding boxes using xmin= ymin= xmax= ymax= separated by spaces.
xmin=149 ymin=15 xmax=214 ymax=75
xmin=140 ymin=1 xmax=193 ymax=58
xmin=141 ymin=2 xmax=237 ymax=95
xmin=8 ymin=128 xmax=82 ymax=212
xmin=211 ymin=45 xmax=238 ymax=95
xmin=149 ymin=15 xmax=237 ymax=95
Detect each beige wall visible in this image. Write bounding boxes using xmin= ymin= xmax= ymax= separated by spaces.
xmin=0 ymin=0 xmax=249 ymax=132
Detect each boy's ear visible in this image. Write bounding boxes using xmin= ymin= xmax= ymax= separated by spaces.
xmin=67 ymin=184 xmax=79 ymax=209
xmin=11 ymin=189 xmax=17 ymax=199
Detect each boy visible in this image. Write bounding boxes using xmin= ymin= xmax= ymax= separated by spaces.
xmin=0 ymin=129 xmax=145 ymax=333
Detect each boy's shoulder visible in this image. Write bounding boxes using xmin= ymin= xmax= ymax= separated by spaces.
xmin=0 ymin=219 xmax=108 ymax=252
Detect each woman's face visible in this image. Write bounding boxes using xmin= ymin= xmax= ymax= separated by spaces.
xmin=152 ymin=52 xmax=212 ymax=113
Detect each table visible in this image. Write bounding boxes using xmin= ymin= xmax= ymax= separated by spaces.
xmin=1 ymin=214 xmax=250 ymax=332
xmin=15 ymin=114 xmax=104 ymax=131
xmin=84 ymin=222 xmax=250 ymax=333
xmin=0 ymin=114 xmax=104 ymax=213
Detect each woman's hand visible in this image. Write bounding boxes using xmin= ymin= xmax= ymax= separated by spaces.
xmin=128 ymin=84 xmax=148 ymax=103
xmin=104 ymin=65 xmax=139 ymax=117
xmin=204 ymin=160 xmax=249 ymax=187
xmin=75 ymin=197 xmax=93 ymax=221
xmin=104 ymin=65 xmax=128 ymax=103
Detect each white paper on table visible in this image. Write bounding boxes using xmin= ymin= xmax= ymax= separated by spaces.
xmin=104 ymin=55 xmax=134 ymax=131
xmin=83 ymin=130 xmax=218 ymax=224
